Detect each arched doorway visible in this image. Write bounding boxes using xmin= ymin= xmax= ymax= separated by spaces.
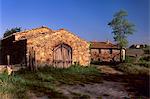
xmin=53 ymin=43 xmax=72 ymax=68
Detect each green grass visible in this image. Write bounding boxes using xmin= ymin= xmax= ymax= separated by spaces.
xmin=117 ymin=63 xmax=150 ymax=75
xmin=137 ymin=56 xmax=150 ymax=68
xmin=125 ymin=56 xmax=136 ymax=63
xmin=136 ymin=61 xmax=150 ymax=68
xmin=0 ymin=65 xmax=101 ymax=98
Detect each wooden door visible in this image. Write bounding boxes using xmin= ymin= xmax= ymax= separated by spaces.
xmin=53 ymin=44 xmax=72 ymax=68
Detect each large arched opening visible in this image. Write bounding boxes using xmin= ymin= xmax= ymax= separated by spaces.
xmin=53 ymin=43 xmax=72 ymax=68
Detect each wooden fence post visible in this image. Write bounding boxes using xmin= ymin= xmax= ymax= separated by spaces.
xmin=29 ymin=47 xmax=37 ymax=71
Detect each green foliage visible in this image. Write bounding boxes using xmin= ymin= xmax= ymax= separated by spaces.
xmin=125 ymin=53 xmax=150 ymax=68
xmin=137 ymin=56 xmax=150 ymax=68
xmin=143 ymin=46 xmax=150 ymax=54
xmin=140 ymin=56 xmax=150 ymax=62
xmin=0 ymin=65 xmax=101 ymax=98
xmin=37 ymin=65 xmax=100 ymax=75
xmin=137 ymin=62 xmax=150 ymax=68
xmin=125 ymin=56 xmax=136 ymax=63
xmin=3 ymin=27 xmax=22 ymax=37
xmin=108 ymin=10 xmax=135 ymax=48
xmin=117 ymin=63 xmax=149 ymax=75
xmin=0 ymin=74 xmax=27 ymax=98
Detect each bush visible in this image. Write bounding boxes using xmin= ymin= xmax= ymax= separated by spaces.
xmin=143 ymin=48 xmax=150 ymax=54
xmin=137 ymin=56 xmax=150 ymax=68
xmin=117 ymin=63 xmax=150 ymax=75
xmin=137 ymin=62 xmax=150 ymax=68
xmin=140 ymin=56 xmax=150 ymax=62
xmin=125 ymin=56 xmax=136 ymax=63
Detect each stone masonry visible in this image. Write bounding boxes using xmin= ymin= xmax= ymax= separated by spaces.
xmin=1 ymin=27 xmax=90 ymax=67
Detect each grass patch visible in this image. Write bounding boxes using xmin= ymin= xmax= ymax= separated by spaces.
xmin=36 ymin=65 xmax=102 ymax=85
xmin=136 ymin=61 xmax=150 ymax=68
xmin=0 ymin=65 xmax=101 ymax=98
xmin=117 ymin=63 xmax=150 ymax=75
xmin=125 ymin=56 xmax=136 ymax=63
xmin=0 ymin=74 xmax=28 ymax=98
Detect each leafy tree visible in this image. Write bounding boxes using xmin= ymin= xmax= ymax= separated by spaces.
xmin=108 ymin=10 xmax=135 ymax=48
xmin=3 ymin=27 xmax=22 ymax=37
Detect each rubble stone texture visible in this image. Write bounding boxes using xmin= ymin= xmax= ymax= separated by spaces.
xmin=90 ymin=41 xmax=122 ymax=62
xmin=91 ymin=49 xmax=120 ymax=62
xmin=14 ymin=27 xmax=90 ymax=67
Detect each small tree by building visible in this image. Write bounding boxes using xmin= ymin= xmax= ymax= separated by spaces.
xmin=3 ymin=27 xmax=22 ymax=37
xmin=108 ymin=10 xmax=135 ymax=61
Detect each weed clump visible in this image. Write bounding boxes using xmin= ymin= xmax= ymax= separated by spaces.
xmin=117 ymin=63 xmax=150 ymax=75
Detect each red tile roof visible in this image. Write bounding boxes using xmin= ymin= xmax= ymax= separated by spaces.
xmin=90 ymin=41 xmax=119 ymax=49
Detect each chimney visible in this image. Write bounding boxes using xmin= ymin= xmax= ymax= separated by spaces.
xmin=106 ymin=39 xmax=110 ymax=44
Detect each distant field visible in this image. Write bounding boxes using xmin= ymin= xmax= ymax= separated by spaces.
xmin=126 ymin=48 xmax=144 ymax=57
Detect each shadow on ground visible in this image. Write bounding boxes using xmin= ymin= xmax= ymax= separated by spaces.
xmin=101 ymin=73 xmax=149 ymax=98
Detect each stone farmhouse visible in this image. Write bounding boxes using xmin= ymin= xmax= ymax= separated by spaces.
xmin=0 ymin=27 xmax=90 ymax=68
xmin=0 ymin=26 xmax=124 ymax=67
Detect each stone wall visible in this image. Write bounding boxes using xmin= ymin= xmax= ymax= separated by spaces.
xmin=15 ymin=27 xmax=52 ymax=41
xmin=26 ymin=29 xmax=90 ymax=67
xmin=1 ymin=27 xmax=90 ymax=67
xmin=91 ymin=48 xmax=120 ymax=62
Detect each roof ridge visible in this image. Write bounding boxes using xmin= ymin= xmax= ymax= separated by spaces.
xmin=2 ymin=26 xmax=53 ymax=40
xmin=14 ymin=26 xmax=52 ymax=35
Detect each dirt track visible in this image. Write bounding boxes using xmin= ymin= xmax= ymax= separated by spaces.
xmin=56 ymin=66 xmax=149 ymax=99
xmin=57 ymin=81 xmax=130 ymax=99
xmin=27 ymin=66 xmax=149 ymax=99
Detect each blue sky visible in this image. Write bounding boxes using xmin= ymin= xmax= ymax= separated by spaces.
xmin=0 ymin=0 xmax=149 ymax=45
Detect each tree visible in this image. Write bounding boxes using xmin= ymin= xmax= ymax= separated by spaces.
xmin=3 ymin=27 xmax=22 ymax=37
xmin=108 ymin=10 xmax=135 ymax=48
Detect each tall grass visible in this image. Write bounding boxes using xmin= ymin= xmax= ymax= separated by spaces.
xmin=0 ymin=74 xmax=28 ymax=98
xmin=38 ymin=65 xmax=100 ymax=75
xmin=117 ymin=63 xmax=150 ymax=75
xmin=0 ymin=65 xmax=101 ymax=98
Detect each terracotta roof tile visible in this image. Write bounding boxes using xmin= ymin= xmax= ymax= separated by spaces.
xmin=90 ymin=41 xmax=119 ymax=49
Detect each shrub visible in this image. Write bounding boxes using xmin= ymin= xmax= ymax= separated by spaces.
xmin=143 ymin=48 xmax=150 ymax=54
xmin=137 ymin=62 xmax=150 ymax=68
xmin=117 ymin=63 xmax=150 ymax=75
xmin=140 ymin=56 xmax=150 ymax=62
xmin=125 ymin=56 xmax=136 ymax=63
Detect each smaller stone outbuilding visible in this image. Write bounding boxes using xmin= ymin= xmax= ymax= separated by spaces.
xmin=90 ymin=41 xmax=125 ymax=62
xmin=0 ymin=27 xmax=90 ymax=68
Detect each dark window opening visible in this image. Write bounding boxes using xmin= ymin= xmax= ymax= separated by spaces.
xmin=98 ymin=58 xmax=101 ymax=61
xmin=110 ymin=49 xmax=112 ymax=54
xmin=99 ymin=49 xmax=101 ymax=54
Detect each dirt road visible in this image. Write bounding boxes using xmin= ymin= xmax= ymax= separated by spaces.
xmin=56 ymin=66 xmax=149 ymax=99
